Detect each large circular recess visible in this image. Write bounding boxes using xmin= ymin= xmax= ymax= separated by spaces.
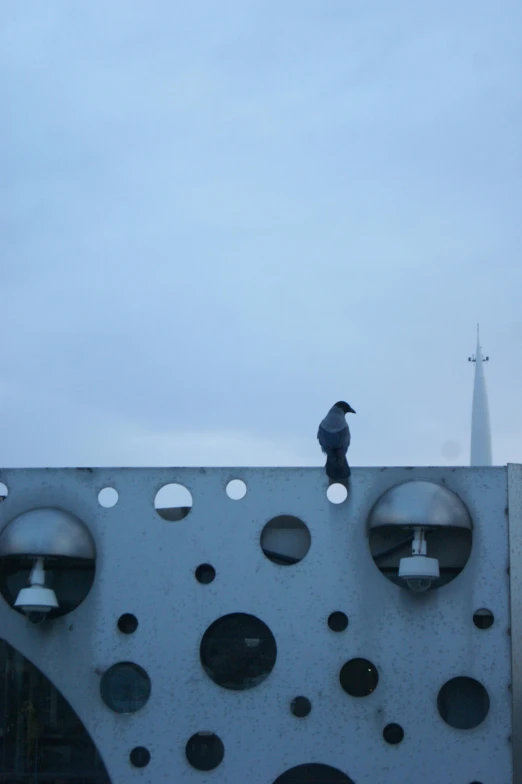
xmin=200 ymin=613 xmax=277 ymax=690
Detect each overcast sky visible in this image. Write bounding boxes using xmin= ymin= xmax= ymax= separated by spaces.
xmin=2 ymin=1 xmax=521 ymax=469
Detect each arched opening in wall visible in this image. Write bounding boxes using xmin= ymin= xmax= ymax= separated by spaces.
xmin=0 ymin=639 xmax=111 ymax=782
xmin=272 ymin=763 xmax=355 ymax=783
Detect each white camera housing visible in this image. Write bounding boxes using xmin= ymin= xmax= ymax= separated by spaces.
xmin=398 ymin=526 xmax=440 ymax=593
xmin=399 ymin=553 xmax=440 ymax=593
xmin=14 ymin=557 xmax=59 ymax=620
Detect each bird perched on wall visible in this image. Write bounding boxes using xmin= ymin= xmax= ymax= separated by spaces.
xmin=317 ymin=401 xmax=356 ymax=482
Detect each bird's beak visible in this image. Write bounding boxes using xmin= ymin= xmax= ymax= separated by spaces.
xmin=349 ymin=407 xmax=356 ymax=414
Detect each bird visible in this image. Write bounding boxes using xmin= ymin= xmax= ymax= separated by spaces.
xmin=317 ymin=401 xmax=356 ymax=482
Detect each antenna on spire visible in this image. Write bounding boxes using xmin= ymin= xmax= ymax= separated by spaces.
xmin=468 ymin=323 xmax=489 ymax=363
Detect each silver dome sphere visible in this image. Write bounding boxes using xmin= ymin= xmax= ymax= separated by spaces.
xmin=0 ymin=508 xmax=95 ymax=560
xmin=368 ymin=480 xmax=472 ymax=531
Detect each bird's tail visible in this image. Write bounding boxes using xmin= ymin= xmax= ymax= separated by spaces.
xmin=325 ymin=451 xmax=351 ymax=481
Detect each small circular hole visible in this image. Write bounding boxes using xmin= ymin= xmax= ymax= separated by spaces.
xmin=327 ymin=483 xmax=348 ymax=504
xmin=0 ymin=482 xmax=8 ymax=500
xmin=340 ymin=658 xmax=379 ymax=697
xmin=185 ymin=732 xmax=224 ymax=771
xmin=260 ymin=515 xmax=311 ymax=565
xmin=129 ymin=746 xmax=150 ymax=768
xmin=291 ymin=696 xmax=311 ymax=717
xmin=226 ymin=479 xmax=247 ymax=500
xmin=383 ymin=723 xmax=404 ymax=744
xmin=195 ymin=564 xmax=216 ymax=584
xmin=473 ymin=608 xmax=494 ymax=629
xmin=98 ymin=487 xmax=119 ymax=508
xmin=118 ymin=614 xmax=138 ymax=634
xmin=328 ymin=611 xmax=349 ymax=632
xmin=154 ymin=483 xmax=192 ymax=521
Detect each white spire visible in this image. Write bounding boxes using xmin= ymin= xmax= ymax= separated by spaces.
xmin=469 ymin=324 xmax=493 ymax=466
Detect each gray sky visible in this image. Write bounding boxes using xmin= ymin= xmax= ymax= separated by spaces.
xmin=2 ymin=1 xmax=521 ymax=468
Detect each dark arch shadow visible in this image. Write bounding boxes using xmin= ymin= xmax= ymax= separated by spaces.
xmin=0 ymin=639 xmax=111 ymax=783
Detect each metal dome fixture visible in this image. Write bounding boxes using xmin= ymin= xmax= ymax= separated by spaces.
xmin=0 ymin=508 xmax=96 ymax=620
xmin=368 ymin=480 xmax=472 ymax=532
xmin=0 ymin=508 xmax=95 ymax=560
xmin=14 ymin=557 xmax=59 ymax=624
xmin=368 ymin=480 xmax=472 ymax=593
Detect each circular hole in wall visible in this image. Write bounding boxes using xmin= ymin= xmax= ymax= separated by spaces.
xmin=473 ymin=608 xmax=494 ymax=629
xmin=367 ymin=481 xmax=473 ymax=592
xmin=291 ymin=696 xmax=311 ymax=717
xmin=327 ymin=483 xmax=348 ymax=504
xmin=226 ymin=479 xmax=247 ymax=500
xmin=0 ymin=482 xmax=8 ymax=500
xmin=129 ymin=747 xmax=150 ymax=768
xmin=200 ymin=612 xmax=277 ymax=690
xmin=383 ymin=723 xmax=404 ymax=744
xmin=154 ymin=483 xmax=192 ymax=521
xmin=340 ymin=658 xmax=379 ymax=697
xmin=272 ymin=763 xmax=355 ymax=783
xmin=100 ymin=662 xmax=151 ymax=714
xmin=185 ymin=732 xmax=224 ymax=771
xmin=328 ymin=611 xmax=348 ymax=632
xmin=98 ymin=487 xmax=118 ymax=508
xmin=195 ymin=564 xmax=216 ymax=584
xmin=261 ymin=515 xmax=311 ymax=566
xmin=437 ymin=676 xmax=490 ymax=729
xmin=117 ymin=613 xmax=138 ymax=634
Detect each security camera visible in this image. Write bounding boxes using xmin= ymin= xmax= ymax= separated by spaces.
xmin=14 ymin=557 xmax=58 ymax=620
xmin=399 ymin=528 xmax=440 ymax=593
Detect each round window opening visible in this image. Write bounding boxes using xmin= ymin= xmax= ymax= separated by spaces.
xmin=260 ymin=515 xmax=311 ymax=566
xmin=272 ymin=763 xmax=355 ymax=783
xmin=437 ymin=676 xmax=490 ymax=729
xmin=186 ymin=732 xmax=224 ymax=771
xmin=154 ymin=483 xmax=192 ymax=521
xmin=200 ymin=612 xmax=277 ymax=690
xmin=340 ymin=658 xmax=379 ymax=697
xmin=100 ymin=662 xmax=151 ymax=714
